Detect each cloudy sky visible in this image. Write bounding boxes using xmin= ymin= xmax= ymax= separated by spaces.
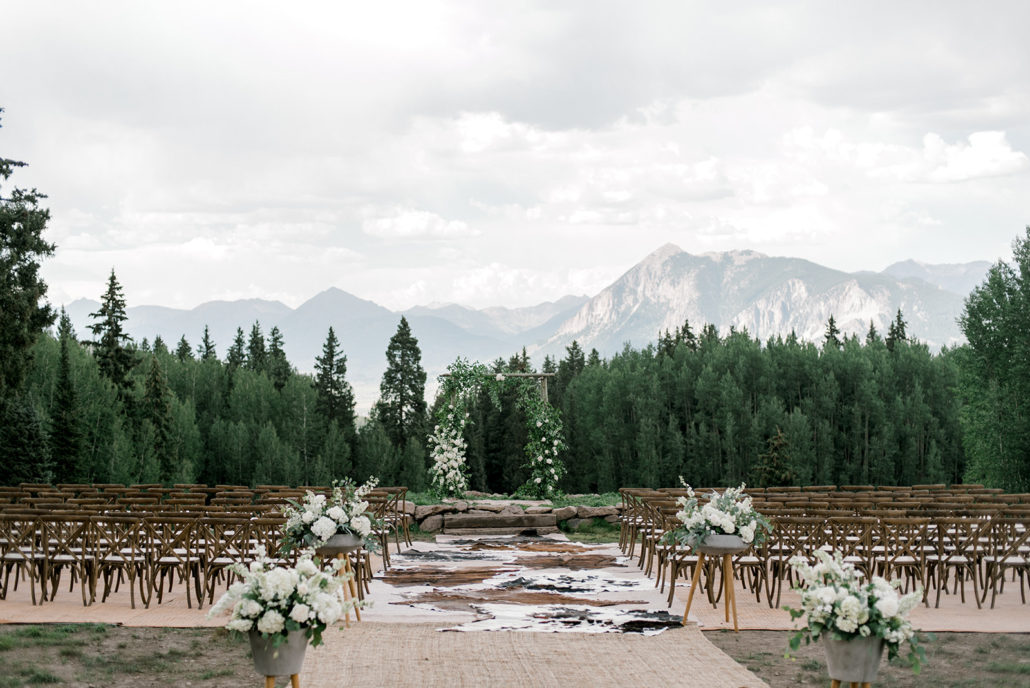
xmin=2 ymin=1 xmax=1028 ymax=311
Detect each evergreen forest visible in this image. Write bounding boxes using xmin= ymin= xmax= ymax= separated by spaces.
xmin=4 ymin=111 xmax=1029 ymax=494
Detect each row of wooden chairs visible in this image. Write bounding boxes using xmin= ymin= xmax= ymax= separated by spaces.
xmin=0 ymin=486 xmax=413 ymax=609
xmin=619 ymin=488 xmax=1030 ymax=612
xmin=0 ymin=513 xmax=290 ymax=609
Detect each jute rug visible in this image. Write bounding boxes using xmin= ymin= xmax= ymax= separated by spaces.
xmin=300 ymin=621 xmax=768 ymax=688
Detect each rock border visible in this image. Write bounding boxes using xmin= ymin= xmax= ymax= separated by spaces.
xmin=409 ymin=500 xmax=622 ymax=534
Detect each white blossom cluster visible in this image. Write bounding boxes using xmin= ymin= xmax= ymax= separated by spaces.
xmin=208 ymin=547 xmax=364 ymax=646
xmin=670 ymin=482 xmax=770 ymax=547
xmin=279 ymin=478 xmax=380 ymax=554
xmin=428 ymin=406 xmax=470 ymax=497
xmin=521 ymin=408 xmax=567 ymax=497
xmin=788 ymin=549 xmax=921 ymax=648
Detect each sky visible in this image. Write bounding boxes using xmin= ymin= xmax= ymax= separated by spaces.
xmin=2 ymin=1 xmax=1028 ymax=311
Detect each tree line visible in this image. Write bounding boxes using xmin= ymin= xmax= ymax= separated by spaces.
xmin=3 ymin=111 xmax=1028 ymax=493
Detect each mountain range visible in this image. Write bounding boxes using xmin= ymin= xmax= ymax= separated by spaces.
xmin=63 ymin=245 xmax=989 ymax=409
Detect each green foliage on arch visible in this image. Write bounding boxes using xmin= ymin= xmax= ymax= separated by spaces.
xmin=428 ymin=358 xmax=566 ymax=498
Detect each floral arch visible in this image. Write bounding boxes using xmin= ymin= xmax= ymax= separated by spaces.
xmin=428 ymin=358 xmax=567 ymax=498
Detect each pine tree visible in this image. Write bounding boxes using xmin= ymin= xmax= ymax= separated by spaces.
xmin=197 ymin=325 xmax=217 ymax=361
xmin=313 ymin=327 xmax=356 ymax=434
xmin=0 ymin=397 xmax=53 ymax=485
xmin=88 ymin=269 xmax=136 ymax=392
xmin=0 ymin=108 xmax=56 ymax=399
xmin=51 ymin=311 xmax=84 ymax=481
xmin=267 ymin=326 xmax=291 ymax=392
xmin=226 ymin=327 xmax=246 ymax=370
xmin=175 ymin=335 xmax=193 ymax=362
xmin=587 ymin=348 xmax=602 ymax=367
xmin=885 ymin=309 xmax=908 ymax=352
xmin=373 ymin=316 xmax=427 ymax=451
xmin=865 ymin=320 xmax=881 ymax=346
xmin=152 ymin=335 xmax=168 ymax=356
xmin=246 ymin=322 xmax=266 ymax=372
xmin=554 ymin=340 xmax=586 ymax=405
xmin=142 ymin=356 xmax=176 ymax=481
xmin=823 ymin=315 xmax=842 ymax=350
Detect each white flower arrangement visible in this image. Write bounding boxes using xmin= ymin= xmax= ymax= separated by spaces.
xmin=664 ymin=481 xmax=771 ymax=548
xmin=208 ymin=547 xmax=366 ymax=647
xmin=786 ymin=549 xmax=928 ymax=673
xmin=279 ymin=478 xmax=382 ymax=555
xmin=517 ymin=396 xmax=566 ymax=498
xmin=428 ymin=408 xmax=470 ymax=497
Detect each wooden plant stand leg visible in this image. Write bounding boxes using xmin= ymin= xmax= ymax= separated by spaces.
xmin=681 ymin=552 xmax=706 ymax=625
xmin=291 ymin=674 xmax=300 ymax=688
xmin=723 ymin=554 xmax=739 ymax=632
xmin=265 ymin=676 xmax=276 ymax=688
xmin=344 ymin=555 xmax=360 ymax=622
xmin=335 ymin=554 xmax=352 ymax=627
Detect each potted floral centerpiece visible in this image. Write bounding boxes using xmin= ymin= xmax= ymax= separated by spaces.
xmin=208 ymin=547 xmax=365 ymax=678
xmin=664 ymin=482 xmax=771 ymax=554
xmin=786 ymin=549 xmax=928 ymax=683
xmin=279 ymin=478 xmax=382 ymax=556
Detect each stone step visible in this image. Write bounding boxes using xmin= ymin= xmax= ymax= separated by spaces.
xmin=441 ymin=512 xmax=558 ymax=535
xmin=444 ymin=526 xmax=561 ymax=536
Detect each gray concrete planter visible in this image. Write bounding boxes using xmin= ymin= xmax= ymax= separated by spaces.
xmin=316 ymin=532 xmax=363 ymax=555
xmin=249 ymin=629 xmax=308 ymax=677
xmin=693 ymin=533 xmax=748 ymax=555
xmin=823 ymin=635 xmax=885 ymax=684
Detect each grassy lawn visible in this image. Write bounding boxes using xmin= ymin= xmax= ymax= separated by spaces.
xmin=707 ymin=630 xmax=1030 ymax=688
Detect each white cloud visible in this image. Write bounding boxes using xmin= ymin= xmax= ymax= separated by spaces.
xmin=7 ymin=1 xmax=1030 ymax=309
xmin=362 ymin=208 xmax=478 ymax=239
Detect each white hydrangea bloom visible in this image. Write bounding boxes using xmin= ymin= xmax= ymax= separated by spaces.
xmin=257 ymin=610 xmax=285 ymax=634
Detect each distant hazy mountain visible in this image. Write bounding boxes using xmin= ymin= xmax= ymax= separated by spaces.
xmin=63 ymin=289 xmax=587 ymax=409
xmin=62 ymin=246 xmax=984 ymax=409
xmin=538 ymin=244 xmax=970 ymax=357
xmin=881 ymin=259 xmax=991 ymax=297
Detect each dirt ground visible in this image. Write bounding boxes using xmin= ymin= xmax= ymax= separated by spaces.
xmin=1 ymin=624 xmax=1028 ymax=688
xmin=0 ymin=625 xmax=253 ymax=688
xmin=706 ymin=629 xmax=1030 ymax=688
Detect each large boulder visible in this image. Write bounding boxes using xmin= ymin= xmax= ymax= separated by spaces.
xmin=450 ymin=500 xmax=469 ymax=513
xmin=470 ymin=502 xmax=505 ymax=513
xmin=565 ymin=518 xmax=591 ymax=531
xmin=525 ymin=506 xmax=552 ymax=514
xmin=400 ymin=501 xmax=416 ymax=516
xmin=576 ymin=506 xmax=618 ymax=519
xmin=501 ymin=504 xmax=525 ymax=516
xmin=420 ymin=514 xmax=444 ymax=533
xmin=414 ymin=503 xmax=454 ymax=520
xmin=552 ymin=506 xmax=578 ymax=522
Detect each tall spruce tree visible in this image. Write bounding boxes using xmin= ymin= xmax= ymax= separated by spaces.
xmin=823 ymin=315 xmax=843 ymax=350
xmin=51 ymin=309 xmax=84 ymax=481
xmin=0 ymin=109 xmax=56 ymax=399
xmin=267 ymin=326 xmax=291 ymax=392
xmin=175 ymin=335 xmax=193 ymax=362
xmin=197 ymin=325 xmax=218 ymax=361
xmin=373 ymin=316 xmax=427 ymax=450
xmin=226 ymin=327 xmax=246 ymax=370
xmin=313 ymin=327 xmax=356 ymax=435
xmin=142 ymin=355 xmax=176 ymax=481
xmin=88 ymin=269 xmax=135 ymax=392
xmin=246 ymin=322 xmax=266 ymax=372
xmin=885 ymin=309 xmax=908 ymax=352
xmin=152 ymin=335 xmax=168 ymax=356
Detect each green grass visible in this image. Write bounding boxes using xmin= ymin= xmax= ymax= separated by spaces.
xmin=548 ymin=492 xmax=620 ymax=508
xmin=560 ymin=518 xmax=619 ymax=542
xmin=0 ymin=624 xmax=108 ymax=652
xmin=18 ymin=667 xmax=63 ymax=684
xmin=196 ymin=667 xmax=236 ymax=679
xmin=986 ymin=662 xmax=1030 ymax=675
